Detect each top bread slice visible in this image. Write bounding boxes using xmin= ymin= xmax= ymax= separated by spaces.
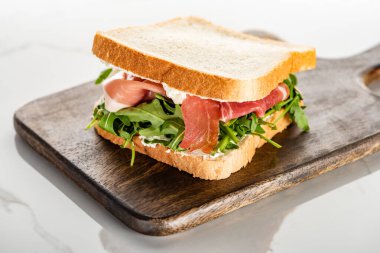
xmin=92 ymin=17 xmax=316 ymax=102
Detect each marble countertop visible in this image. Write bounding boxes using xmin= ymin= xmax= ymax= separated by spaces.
xmin=1 ymin=0 xmax=380 ymax=252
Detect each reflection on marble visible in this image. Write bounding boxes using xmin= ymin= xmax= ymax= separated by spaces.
xmin=98 ymin=209 xmax=291 ymax=253
xmin=15 ymin=132 xmax=380 ymax=253
xmin=0 ymin=187 xmax=73 ymax=253
xmin=96 ymin=154 xmax=380 ymax=253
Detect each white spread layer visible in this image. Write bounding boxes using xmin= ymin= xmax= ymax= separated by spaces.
xmin=278 ymin=84 xmax=288 ymax=100
xmin=162 ymin=84 xmax=187 ymax=104
xmin=138 ymin=135 xmax=225 ymax=160
xmin=161 ymin=83 xmax=232 ymax=104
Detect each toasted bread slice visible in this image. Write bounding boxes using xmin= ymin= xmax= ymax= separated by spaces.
xmin=93 ymin=17 xmax=315 ymax=102
xmin=94 ymin=109 xmax=291 ymax=180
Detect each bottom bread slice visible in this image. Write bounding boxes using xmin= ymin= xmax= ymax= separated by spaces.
xmin=94 ymin=110 xmax=292 ymax=180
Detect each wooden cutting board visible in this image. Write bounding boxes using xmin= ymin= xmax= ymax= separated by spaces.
xmin=14 ymin=43 xmax=380 ymax=236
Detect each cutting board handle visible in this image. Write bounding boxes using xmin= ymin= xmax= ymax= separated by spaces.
xmin=346 ymin=43 xmax=380 ymax=71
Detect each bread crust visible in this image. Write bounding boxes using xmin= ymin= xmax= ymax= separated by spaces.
xmin=94 ymin=109 xmax=292 ymax=180
xmin=92 ymin=17 xmax=316 ymax=102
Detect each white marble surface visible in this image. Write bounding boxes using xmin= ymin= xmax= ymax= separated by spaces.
xmin=1 ymin=0 xmax=380 ymax=252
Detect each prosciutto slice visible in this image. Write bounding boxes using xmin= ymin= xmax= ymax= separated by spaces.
xmin=103 ymin=73 xmax=166 ymax=112
xmin=180 ymin=83 xmax=290 ymax=154
xmin=220 ymin=83 xmax=289 ymax=121
xmin=179 ymin=96 xmax=221 ymax=153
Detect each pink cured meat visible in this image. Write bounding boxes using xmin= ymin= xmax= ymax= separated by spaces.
xmin=180 ymin=83 xmax=290 ymax=153
xmin=104 ymin=74 xmax=166 ymax=107
xmin=220 ymin=83 xmax=289 ymax=121
xmin=179 ymin=95 xmax=221 ymax=154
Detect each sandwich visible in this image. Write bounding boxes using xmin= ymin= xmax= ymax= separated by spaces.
xmin=87 ymin=17 xmax=316 ymax=180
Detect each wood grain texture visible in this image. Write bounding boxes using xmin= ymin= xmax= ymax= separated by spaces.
xmin=14 ymin=43 xmax=380 ymax=236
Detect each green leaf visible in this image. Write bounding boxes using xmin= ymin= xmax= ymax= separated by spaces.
xmin=289 ymin=73 xmax=297 ymax=86
xmin=236 ymin=117 xmax=251 ymax=129
xmin=119 ymin=130 xmax=131 ymax=140
xmin=117 ymin=99 xmax=185 ymax=137
xmin=215 ymin=135 xmax=230 ymax=152
xmin=138 ymin=125 xmax=162 ymax=136
xmin=226 ymin=118 xmax=238 ymax=126
xmin=253 ymin=133 xmax=282 ymax=148
xmin=98 ymin=112 xmax=117 ymax=135
xmin=118 ymin=115 xmax=131 ymax=126
xmin=225 ymin=142 xmax=239 ymax=150
xmin=264 ymin=108 xmax=276 ymax=118
xmin=168 ymin=127 xmax=185 ymax=150
xmin=250 ymin=114 xmax=259 ymax=133
xmin=289 ymin=96 xmax=310 ymax=132
xmin=161 ymin=118 xmax=185 ymax=135
xmin=143 ymin=138 xmax=170 ymax=146
xmin=258 ymin=118 xmax=276 ymax=130
xmin=155 ymin=93 xmax=183 ymax=118
xmin=120 ymin=129 xmax=137 ymax=166
xmin=174 ymin=104 xmax=183 ymax=119
xmin=129 ymin=142 xmax=135 ymax=166
xmin=85 ymin=118 xmax=98 ymax=130
xmin=117 ymin=99 xmax=177 ymax=126
xmin=220 ymin=123 xmax=240 ymax=144
xmin=155 ymin=93 xmax=176 ymax=114
xmin=284 ymin=77 xmax=295 ymax=99
xmin=273 ymin=98 xmax=297 ymax=125
xmin=249 ymin=114 xmax=266 ymax=133
xmin=95 ymin=68 xmax=113 ymax=85
xmin=255 ymin=125 xmax=266 ymax=134
xmin=235 ymin=126 xmax=246 ymax=137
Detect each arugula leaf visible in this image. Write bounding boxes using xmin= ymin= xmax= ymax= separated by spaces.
xmin=119 ymin=129 xmax=131 ymax=140
xmin=161 ymin=118 xmax=185 ymax=135
xmin=85 ymin=118 xmax=98 ymax=130
xmin=143 ymin=138 xmax=170 ymax=146
xmin=289 ymin=96 xmax=310 ymax=131
xmin=272 ymin=73 xmax=310 ymax=132
xmin=225 ymin=142 xmax=239 ymax=150
xmin=258 ymin=118 xmax=276 ymax=130
xmin=215 ymin=135 xmax=230 ymax=152
xmin=98 ymin=112 xmax=118 ymax=135
xmin=90 ymin=98 xmax=186 ymax=152
xmin=249 ymin=114 xmax=266 ymax=133
xmin=220 ymin=123 xmax=239 ymax=144
xmin=272 ymin=98 xmax=296 ymax=125
xmin=253 ymin=133 xmax=282 ymax=148
xmin=117 ymin=99 xmax=178 ymax=125
xmin=121 ymin=129 xmax=137 ymax=166
xmin=138 ymin=125 xmax=162 ymax=137
xmin=168 ymin=127 xmax=185 ymax=150
xmin=130 ymin=142 xmax=136 ymax=166
xmin=289 ymin=74 xmax=297 ymax=87
xmin=95 ymin=68 xmax=113 ymax=85
xmin=215 ymin=73 xmax=308 ymax=152
xmin=155 ymin=93 xmax=176 ymax=114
